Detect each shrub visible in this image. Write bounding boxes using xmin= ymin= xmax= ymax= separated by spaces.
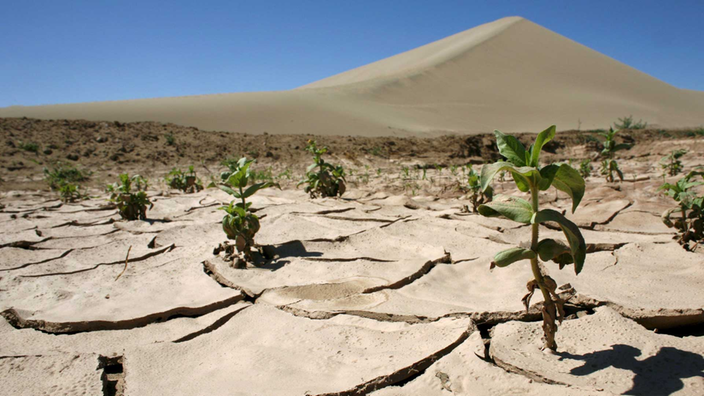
xmin=598 ymin=128 xmax=631 ymax=182
xmin=478 ymin=125 xmax=586 ymax=351
xmin=107 ymin=174 xmax=152 ymax=220
xmin=660 ymin=149 xmax=687 ymax=178
xmin=298 ymin=140 xmax=346 ymax=198
xmin=579 ymin=159 xmax=593 ymax=179
xmin=217 ymin=157 xmax=279 ymax=266
xmin=166 ymin=166 xmax=203 ymax=193
xmin=466 ymin=167 xmax=492 ymax=213
xmin=44 ymin=162 xmax=90 ymax=190
xmin=614 ymin=115 xmax=647 ymax=130
xmin=660 ymin=169 xmax=704 ymax=251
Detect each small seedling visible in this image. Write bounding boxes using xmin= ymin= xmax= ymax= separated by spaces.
xmin=107 ymin=174 xmax=152 ymax=220
xmin=660 ymin=169 xmax=704 ymax=251
xmin=166 ymin=166 xmax=203 ymax=193
xmin=598 ymin=128 xmax=631 ymax=182
xmin=660 ymin=149 xmax=687 ymax=178
xmin=479 ymin=125 xmax=586 ymax=351
xmin=465 ymin=167 xmax=492 ymax=213
xmin=578 ymin=159 xmax=593 ymax=179
xmin=277 ymin=168 xmax=293 ymax=180
xmin=164 ymin=133 xmax=175 ymax=145
xmin=217 ymin=157 xmax=279 ymax=267
xmin=614 ymin=115 xmax=647 ymax=130
xmin=298 ymin=140 xmax=346 ymax=198
xmin=58 ymin=182 xmax=85 ymax=203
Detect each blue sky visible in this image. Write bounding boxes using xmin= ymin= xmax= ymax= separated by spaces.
xmin=1 ymin=1 xmax=702 ymax=107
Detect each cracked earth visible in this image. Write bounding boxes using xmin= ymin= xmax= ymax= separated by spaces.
xmin=1 ymin=168 xmax=703 ymax=395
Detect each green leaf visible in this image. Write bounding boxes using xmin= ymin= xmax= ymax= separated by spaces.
xmin=528 ymin=125 xmax=556 ymax=167
xmin=494 ymin=130 xmax=527 ymax=166
xmin=538 ymin=164 xmax=560 ymax=191
xmin=241 ymin=181 xmax=280 ymax=199
xmin=492 ymin=247 xmax=536 ymax=268
xmin=218 ymin=185 xmax=236 ymax=196
xmin=536 ymin=238 xmax=574 ymax=265
xmin=552 ymin=163 xmax=585 ymax=213
xmin=532 ymin=209 xmax=586 ymax=274
xmin=481 ymin=162 xmax=538 ymax=192
xmin=478 ymin=195 xmax=533 ymax=223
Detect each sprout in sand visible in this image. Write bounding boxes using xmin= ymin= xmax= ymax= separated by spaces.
xmin=217 ymin=157 xmax=279 ymax=268
xmin=660 ymin=168 xmax=704 ymax=251
xmin=166 ymin=165 xmax=203 ymax=193
xmin=660 ymin=149 xmax=687 ymax=178
xmin=107 ymin=174 xmax=152 ymax=220
xmin=465 ymin=167 xmax=492 ymax=213
xmin=298 ymin=140 xmax=346 ymax=198
xmin=598 ymin=128 xmax=631 ymax=183
xmin=479 ymin=125 xmax=586 ymax=351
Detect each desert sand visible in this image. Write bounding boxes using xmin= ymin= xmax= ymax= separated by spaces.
xmin=1 ymin=17 xmax=703 ymax=136
xmin=1 ymin=137 xmax=703 ymax=394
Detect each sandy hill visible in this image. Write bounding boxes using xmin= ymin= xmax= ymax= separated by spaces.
xmin=2 ymin=16 xmax=703 ymax=136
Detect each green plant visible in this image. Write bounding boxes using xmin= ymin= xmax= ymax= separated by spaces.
xmin=614 ymin=115 xmax=647 ymax=130
xmin=598 ymin=128 xmax=631 ymax=182
xmin=218 ymin=157 xmax=279 ymax=265
xmin=58 ymin=182 xmax=85 ymax=203
xmin=660 ymin=149 xmax=687 ymax=178
xmin=17 ymin=141 xmax=39 ymax=153
xmin=107 ymin=174 xmax=152 ymax=220
xmin=166 ymin=166 xmax=203 ymax=193
xmin=466 ymin=167 xmax=493 ymax=213
xmin=277 ymin=168 xmax=292 ymax=180
xmin=478 ymin=125 xmax=586 ymax=351
xmin=164 ymin=133 xmax=175 ymax=145
xmin=578 ymin=159 xmax=593 ymax=179
xmin=298 ymin=140 xmax=346 ymax=198
xmin=660 ymin=169 xmax=704 ymax=251
xmin=251 ymin=167 xmax=274 ymax=182
xmin=43 ymin=162 xmax=90 ymax=190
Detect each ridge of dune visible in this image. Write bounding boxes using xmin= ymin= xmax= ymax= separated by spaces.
xmin=297 ymin=16 xmax=524 ymax=89
xmin=1 ymin=16 xmax=703 ymax=136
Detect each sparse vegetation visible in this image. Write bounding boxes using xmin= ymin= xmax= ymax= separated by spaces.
xmin=660 ymin=169 xmax=704 ymax=251
xmin=217 ymin=157 xmax=279 ymax=267
xmin=166 ymin=166 xmax=203 ymax=193
xmin=298 ymin=140 xmax=346 ymax=198
xmin=660 ymin=149 xmax=687 ymax=178
xmin=107 ymin=174 xmax=152 ymax=220
xmin=614 ymin=115 xmax=647 ymax=130
xmin=478 ymin=125 xmax=586 ymax=351
xmin=465 ymin=167 xmax=492 ymax=213
xmin=164 ymin=133 xmax=175 ymax=145
xmin=43 ymin=162 xmax=90 ymax=190
xmin=579 ymin=159 xmax=593 ymax=179
xmin=598 ymin=128 xmax=631 ymax=182
xmin=17 ymin=141 xmax=39 ymax=153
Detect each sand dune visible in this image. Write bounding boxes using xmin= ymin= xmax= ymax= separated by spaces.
xmin=2 ymin=16 xmax=703 ymax=136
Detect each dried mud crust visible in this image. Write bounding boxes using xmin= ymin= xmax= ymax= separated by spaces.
xmin=2 ymin=124 xmax=704 ymax=394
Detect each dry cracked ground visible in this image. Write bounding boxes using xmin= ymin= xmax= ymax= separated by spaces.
xmin=1 ymin=168 xmax=703 ymax=395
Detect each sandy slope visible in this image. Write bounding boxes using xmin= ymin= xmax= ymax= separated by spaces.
xmin=2 ymin=17 xmax=704 ymax=136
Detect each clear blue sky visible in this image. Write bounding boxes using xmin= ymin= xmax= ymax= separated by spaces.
xmin=1 ymin=0 xmax=702 ymax=107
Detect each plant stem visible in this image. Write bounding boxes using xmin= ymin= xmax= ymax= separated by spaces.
xmin=529 ymin=184 xmax=558 ymax=350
